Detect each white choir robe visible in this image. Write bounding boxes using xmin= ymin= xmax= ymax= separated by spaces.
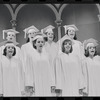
xmin=25 ymin=48 xmax=54 ymax=96
xmin=21 ymin=42 xmax=36 ymax=72
xmin=0 ymin=55 xmax=24 ymax=97
xmin=44 ymin=42 xmax=59 ymax=87
xmin=72 ymin=40 xmax=85 ymax=60
xmin=83 ymin=55 xmax=100 ymax=96
xmin=55 ymin=53 xmax=85 ymax=96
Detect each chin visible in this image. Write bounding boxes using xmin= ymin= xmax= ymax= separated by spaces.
xmin=48 ymin=38 xmax=53 ymax=41
xmin=90 ymin=53 xmax=95 ymax=56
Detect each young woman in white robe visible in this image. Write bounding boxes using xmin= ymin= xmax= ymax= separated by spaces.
xmin=57 ymin=25 xmax=84 ymax=61
xmin=0 ymin=29 xmax=22 ymax=61
xmin=55 ymin=37 xmax=86 ymax=96
xmin=42 ymin=25 xmax=59 ymax=94
xmin=83 ymin=38 xmax=100 ymax=96
xmin=25 ymin=33 xmax=55 ymax=96
xmin=0 ymin=41 xmax=24 ymax=97
xmin=21 ymin=26 xmax=39 ymax=73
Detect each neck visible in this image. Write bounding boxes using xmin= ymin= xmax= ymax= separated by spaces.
xmin=37 ymin=48 xmax=42 ymax=53
xmin=89 ymin=55 xmax=94 ymax=59
xmin=30 ymin=39 xmax=33 ymax=44
xmin=48 ymin=40 xmax=53 ymax=44
xmin=6 ymin=54 xmax=12 ymax=59
xmin=71 ymin=38 xmax=74 ymax=40
xmin=65 ymin=51 xmax=70 ymax=55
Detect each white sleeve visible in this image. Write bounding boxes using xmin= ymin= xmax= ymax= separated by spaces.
xmin=24 ymin=55 xmax=34 ymax=87
xmin=81 ymin=59 xmax=88 ymax=93
xmin=18 ymin=60 xmax=25 ymax=92
xmin=55 ymin=56 xmax=63 ymax=90
xmin=20 ymin=46 xmax=26 ymax=73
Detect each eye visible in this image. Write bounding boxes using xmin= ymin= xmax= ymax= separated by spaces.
xmin=8 ymin=46 xmax=10 ymax=49
xmin=41 ymin=41 xmax=44 ymax=43
xmin=64 ymin=42 xmax=68 ymax=45
xmin=37 ymin=41 xmax=40 ymax=43
xmin=68 ymin=43 xmax=72 ymax=45
xmin=12 ymin=47 xmax=14 ymax=49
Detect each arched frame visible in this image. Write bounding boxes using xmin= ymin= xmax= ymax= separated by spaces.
xmin=3 ymin=4 xmax=100 ymax=24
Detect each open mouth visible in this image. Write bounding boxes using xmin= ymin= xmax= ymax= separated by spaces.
xmin=65 ymin=47 xmax=70 ymax=50
xmin=70 ymin=34 xmax=74 ymax=36
xmin=49 ymin=37 xmax=53 ymax=38
xmin=9 ymin=51 xmax=13 ymax=53
xmin=39 ymin=45 xmax=43 ymax=47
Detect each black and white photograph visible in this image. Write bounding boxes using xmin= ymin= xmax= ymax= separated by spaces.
xmin=0 ymin=3 xmax=100 ymax=97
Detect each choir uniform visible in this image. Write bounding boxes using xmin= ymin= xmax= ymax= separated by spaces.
xmin=83 ymin=38 xmax=100 ymax=96
xmin=55 ymin=36 xmax=85 ymax=96
xmin=42 ymin=25 xmax=59 ymax=89
xmin=25 ymin=34 xmax=54 ymax=96
xmin=21 ymin=25 xmax=39 ymax=72
xmin=0 ymin=41 xmax=24 ymax=97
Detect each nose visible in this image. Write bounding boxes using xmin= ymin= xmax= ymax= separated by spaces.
xmin=9 ymin=47 xmax=12 ymax=50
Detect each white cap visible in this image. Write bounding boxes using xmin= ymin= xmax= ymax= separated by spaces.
xmin=63 ymin=24 xmax=78 ymax=34
xmin=2 ymin=29 xmax=19 ymax=39
xmin=41 ymin=25 xmax=55 ymax=34
xmin=0 ymin=40 xmax=19 ymax=47
xmin=83 ymin=38 xmax=98 ymax=50
xmin=23 ymin=25 xmax=39 ymax=38
xmin=33 ymin=32 xmax=47 ymax=41
xmin=57 ymin=34 xmax=74 ymax=46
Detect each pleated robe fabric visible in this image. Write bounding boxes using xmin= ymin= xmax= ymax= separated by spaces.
xmin=55 ymin=53 xmax=85 ymax=96
xmin=25 ymin=48 xmax=54 ymax=96
xmin=44 ymin=42 xmax=59 ymax=87
xmin=0 ymin=56 xmax=24 ymax=97
xmin=21 ymin=42 xmax=36 ymax=72
xmin=83 ymin=55 xmax=100 ymax=96
xmin=72 ymin=40 xmax=85 ymax=60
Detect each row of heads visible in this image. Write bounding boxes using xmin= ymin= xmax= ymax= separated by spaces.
xmin=1 ymin=24 xmax=99 ymax=51
xmin=2 ymin=24 xmax=78 ymax=39
xmin=2 ymin=37 xmax=98 ymax=57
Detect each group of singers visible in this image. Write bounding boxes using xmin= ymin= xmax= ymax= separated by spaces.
xmin=0 ymin=24 xmax=100 ymax=97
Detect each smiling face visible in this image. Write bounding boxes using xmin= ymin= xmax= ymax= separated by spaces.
xmin=88 ymin=44 xmax=96 ymax=57
xmin=6 ymin=45 xmax=15 ymax=57
xmin=35 ymin=38 xmax=44 ymax=51
xmin=62 ymin=39 xmax=72 ymax=54
xmin=47 ymin=32 xmax=54 ymax=42
xmin=6 ymin=32 xmax=16 ymax=41
xmin=28 ymin=32 xmax=36 ymax=41
xmin=67 ymin=29 xmax=75 ymax=39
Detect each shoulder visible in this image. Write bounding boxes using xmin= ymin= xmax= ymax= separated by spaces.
xmin=57 ymin=53 xmax=65 ymax=60
xmin=74 ymin=40 xmax=82 ymax=45
xmin=42 ymin=48 xmax=49 ymax=56
xmin=44 ymin=42 xmax=48 ymax=47
xmin=15 ymin=46 xmax=20 ymax=50
xmin=53 ymin=41 xmax=58 ymax=46
xmin=21 ymin=43 xmax=29 ymax=49
xmin=94 ymin=55 xmax=100 ymax=61
xmin=2 ymin=55 xmax=6 ymax=59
